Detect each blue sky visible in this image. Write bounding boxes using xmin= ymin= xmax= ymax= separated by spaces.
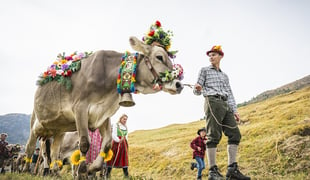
xmin=0 ymin=0 xmax=309 ymax=132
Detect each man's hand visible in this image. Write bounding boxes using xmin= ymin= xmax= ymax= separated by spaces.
xmin=234 ymin=112 xmax=240 ymax=122
xmin=197 ymin=147 xmax=201 ymax=151
xmin=195 ymin=84 xmax=202 ymax=92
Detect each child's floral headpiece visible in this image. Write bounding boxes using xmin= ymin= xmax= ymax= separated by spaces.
xmin=142 ymin=20 xmax=178 ymax=58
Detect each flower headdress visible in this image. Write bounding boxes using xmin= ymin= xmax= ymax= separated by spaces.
xmin=142 ymin=20 xmax=178 ymax=58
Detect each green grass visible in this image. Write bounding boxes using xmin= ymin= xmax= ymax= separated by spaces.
xmin=2 ymin=86 xmax=310 ymax=180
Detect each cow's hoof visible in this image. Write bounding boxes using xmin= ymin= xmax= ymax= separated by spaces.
xmin=78 ymin=160 xmax=87 ymax=174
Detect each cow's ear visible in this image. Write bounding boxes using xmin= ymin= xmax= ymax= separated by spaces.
xmin=129 ymin=36 xmax=150 ymax=55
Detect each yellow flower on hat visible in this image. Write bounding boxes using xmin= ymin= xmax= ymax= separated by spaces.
xmin=213 ymin=45 xmax=222 ymax=51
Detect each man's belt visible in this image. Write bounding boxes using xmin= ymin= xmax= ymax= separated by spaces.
xmin=207 ymin=94 xmax=228 ymax=101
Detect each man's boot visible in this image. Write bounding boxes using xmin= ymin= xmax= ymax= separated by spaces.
xmin=208 ymin=165 xmax=224 ymax=180
xmin=191 ymin=162 xmax=197 ymax=170
xmin=226 ymin=162 xmax=250 ymax=180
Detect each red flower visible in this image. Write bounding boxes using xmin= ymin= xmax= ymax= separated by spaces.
xmin=155 ymin=21 xmax=161 ymax=27
xmin=50 ymin=69 xmax=57 ymax=78
xmin=65 ymin=56 xmax=73 ymax=60
xmin=148 ymin=30 xmax=155 ymax=36
xmin=67 ymin=70 xmax=72 ymax=77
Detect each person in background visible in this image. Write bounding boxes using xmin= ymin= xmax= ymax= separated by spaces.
xmin=0 ymin=133 xmax=9 ymax=174
xmin=190 ymin=127 xmax=208 ymax=180
xmin=42 ymin=151 xmax=50 ymax=176
xmin=30 ymin=147 xmax=40 ymax=174
xmin=194 ymin=45 xmax=250 ymax=180
xmin=106 ymin=114 xmax=129 ymax=179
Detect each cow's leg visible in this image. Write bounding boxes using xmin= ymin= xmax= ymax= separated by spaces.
xmin=23 ymin=130 xmax=37 ymax=172
xmin=88 ymin=118 xmax=112 ymax=172
xmin=50 ymin=133 xmax=65 ymax=175
xmin=23 ymin=112 xmax=38 ymax=172
xmin=75 ymin=107 xmax=90 ymax=176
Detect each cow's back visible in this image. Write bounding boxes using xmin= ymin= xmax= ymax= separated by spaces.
xmin=33 ymin=50 xmax=123 ymax=133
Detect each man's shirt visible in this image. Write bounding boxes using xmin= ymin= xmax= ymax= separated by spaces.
xmin=195 ymin=65 xmax=237 ymax=113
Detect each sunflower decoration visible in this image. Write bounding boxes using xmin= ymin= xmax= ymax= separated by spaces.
xmin=70 ymin=150 xmax=81 ymax=165
xmin=50 ymin=160 xmax=63 ymax=169
xmin=24 ymin=157 xmax=32 ymax=163
xmin=143 ymin=20 xmax=178 ymax=58
xmin=99 ymin=149 xmax=113 ymax=162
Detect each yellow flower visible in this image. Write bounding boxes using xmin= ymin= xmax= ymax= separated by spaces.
xmin=70 ymin=150 xmax=81 ymax=165
xmin=213 ymin=45 xmax=222 ymax=51
xmin=105 ymin=149 xmax=113 ymax=162
xmin=24 ymin=157 xmax=32 ymax=163
xmin=79 ymin=156 xmax=86 ymax=163
xmin=61 ymin=59 xmax=68 ymax=64
xmin=166 ymin=44 xmax=171 ymax=51
xmin=50 ymin=160 xmax=63 ymax=169
xmin=99 ymin=149 xmax=113 ymax=162
xmin=131 ymin=77 xmax=136 ymax=82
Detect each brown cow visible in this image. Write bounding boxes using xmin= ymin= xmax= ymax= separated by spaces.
xmin=24 ymin=36 xmax=183 ymax=177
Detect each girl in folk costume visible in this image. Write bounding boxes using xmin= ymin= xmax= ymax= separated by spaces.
xmin=106 ymin=114 xmax=129 ymax=178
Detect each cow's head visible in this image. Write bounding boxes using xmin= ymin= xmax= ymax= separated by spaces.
xmin=129 ymin=36 xmax=183 ymax=95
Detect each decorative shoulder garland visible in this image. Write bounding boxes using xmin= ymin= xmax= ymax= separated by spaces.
xmin=117 ymin=51 xmax=138 ymax=94
xmin=142 ymin=20 xmax=178 ymax=58
xmin=36 ymin=51 xmax=93 ymax=90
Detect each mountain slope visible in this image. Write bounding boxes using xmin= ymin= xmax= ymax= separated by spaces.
xmin=122 ymin=86 xmax=310 ymax=179
xmin=0 ymin=113 xmax=31 ymax=145
xmin=239 ymin=74 xmax=310 ymax=107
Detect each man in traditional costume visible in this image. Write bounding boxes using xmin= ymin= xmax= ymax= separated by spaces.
xmin=194 ymin=46 xmax=250 ymax=180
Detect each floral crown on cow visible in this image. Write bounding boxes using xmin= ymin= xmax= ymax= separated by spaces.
xmin=142 ymin=20 xmax=178 ymax=58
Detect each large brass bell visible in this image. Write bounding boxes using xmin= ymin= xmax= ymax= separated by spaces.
xmin=119 ymin=93 xmax=135 ymax=107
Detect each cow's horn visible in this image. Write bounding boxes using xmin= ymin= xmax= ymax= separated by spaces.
xmin=119 ymin=93 xmax=135 ymax=107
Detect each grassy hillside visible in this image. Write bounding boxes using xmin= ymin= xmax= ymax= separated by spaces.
xmin=1 ymin=86 xmax=309 ymax=180
xmin=120 ymin=86 xmax=309 ymax=179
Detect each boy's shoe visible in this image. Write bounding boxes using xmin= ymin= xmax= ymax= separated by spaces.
xmin=197 ymin=175 xmax=202 ymax=180
xmin=208 ymin=165 xmax=224 ymax=180
xmin=191 ymin=162 xmax=197 ymax=170
xmin=226 ymin=162 xmax=250 ymax=180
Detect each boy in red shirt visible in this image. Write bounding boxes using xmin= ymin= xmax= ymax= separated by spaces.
xmin=190 ymin=128 xmax=207 ymax=180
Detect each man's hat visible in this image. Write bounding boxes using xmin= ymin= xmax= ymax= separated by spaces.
xmin=1 ymin=133 xmax=8 ymax=137
xmin=197 ymin=127 xmax=206 ymax=135
xmin=206 ymin=45 xmax=224 ymax=56
xmin=35 ymin=147 xmax=40 ymax=150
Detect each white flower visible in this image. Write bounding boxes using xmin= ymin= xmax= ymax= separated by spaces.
xmin=56 ymin=70 xmax=64 ymax=75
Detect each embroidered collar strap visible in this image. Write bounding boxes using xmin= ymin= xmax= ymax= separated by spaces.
xmin=117 ymin=51 xmax=138 ymax=94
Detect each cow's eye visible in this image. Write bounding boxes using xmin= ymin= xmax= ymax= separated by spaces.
xmin=156 ymin=55 xmax=164 ymax=62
